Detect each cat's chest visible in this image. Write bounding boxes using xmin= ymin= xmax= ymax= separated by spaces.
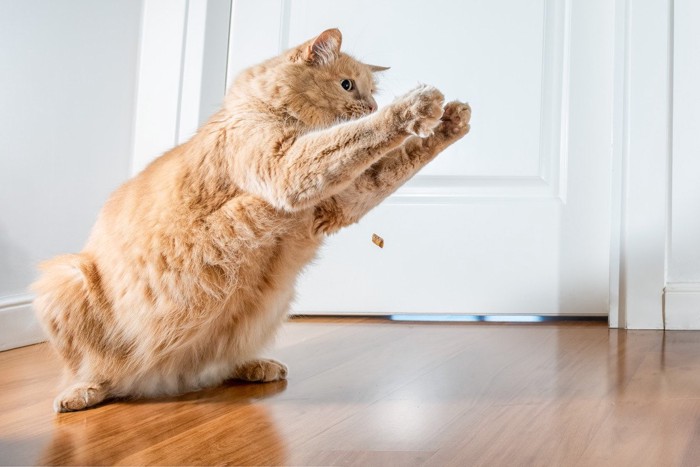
xmin=209 ymin=194 xmax=323 ymax=284
xmin=267 ymin=213 xmax=323 ymax=272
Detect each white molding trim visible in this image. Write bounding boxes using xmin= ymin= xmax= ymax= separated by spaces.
xmin=664 ymin=283 xmax=700 ymax=330
xmin=608 ymin=0 xmax=628 ymax=329
xmin=0 ymin=293 xmax=34 ymax=310
xmin=386 ymin=176 xmax=557 ymax=205
xmin=539 ymin=0 xmax=572 ymax=203
xmin=610 ymin=0 xmax=673 ymax=329
xmin=0 ymin=294 xmax=45 ymax=351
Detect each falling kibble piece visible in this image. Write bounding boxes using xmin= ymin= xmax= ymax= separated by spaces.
xmin=372 ymin=233 xmax=384 ymax=248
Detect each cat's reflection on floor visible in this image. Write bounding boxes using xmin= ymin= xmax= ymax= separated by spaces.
xmin=39 ymin=380 xmax=288 ymax=465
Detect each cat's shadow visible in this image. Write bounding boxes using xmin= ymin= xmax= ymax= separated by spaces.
xmin=38 ymin=380 xmax=289 ymax=465
xmin=127 ymin=377 xmax=289 ymax=406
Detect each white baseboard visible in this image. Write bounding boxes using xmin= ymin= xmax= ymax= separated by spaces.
xmin=0 ymin=294 xmax=46 ymax=351
xmin=664 ymin=283 xmax=700 ymax=330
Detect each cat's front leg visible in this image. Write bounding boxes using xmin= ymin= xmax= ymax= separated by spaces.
xmin=313 ymin=101 xmax=471 ymax=234
xmin=268 ymin=85 xmax=445 ymax=211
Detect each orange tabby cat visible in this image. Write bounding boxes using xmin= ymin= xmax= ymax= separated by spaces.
xmin=32 ymin=28 xmax=471 ymax=412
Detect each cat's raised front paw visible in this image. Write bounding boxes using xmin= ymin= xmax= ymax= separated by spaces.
xmin=394 ymin=84 xmax=445 ymax=138
xmin=438 ymin=101 xmax=471 ymax=138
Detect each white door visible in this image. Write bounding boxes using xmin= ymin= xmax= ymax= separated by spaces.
xmin=228 ymin=0 xmax=614 ymax=317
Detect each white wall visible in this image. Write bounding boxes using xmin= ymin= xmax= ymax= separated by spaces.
xmin=664 ymin=0 xmax=700 ymax=329
xmin=0 ymin=0 xmax=143 ymax=349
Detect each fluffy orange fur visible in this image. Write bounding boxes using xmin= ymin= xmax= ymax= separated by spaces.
xmin=32 ymin=29 xmax=471 ymax=412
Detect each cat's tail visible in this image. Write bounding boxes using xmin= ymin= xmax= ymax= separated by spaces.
xmin=31 ymin=253 xmax=106 ymax=374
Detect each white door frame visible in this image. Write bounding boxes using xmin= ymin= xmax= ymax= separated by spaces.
xmin=663 ymin=0 xmax=700 ymax=330
xmin=135 ymin=0 xmax=676 ymax=329
xmin=609 ymin=0 xmax=672 ymax=329
xmin=131 ymin=0 xmax=231 ymax=175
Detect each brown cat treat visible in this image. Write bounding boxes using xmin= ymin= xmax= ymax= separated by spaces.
xmin=32 ymin=28 xmax=471 ymax=412
xmin=372 ymin=233 xmax=384 ymax=248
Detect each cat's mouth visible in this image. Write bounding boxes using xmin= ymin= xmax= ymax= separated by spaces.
xmin=343 ymin=104 xmax=374 ymax=120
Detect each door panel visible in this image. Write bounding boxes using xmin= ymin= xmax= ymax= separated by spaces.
xmin=228 ymin=0 xmax=614 ymax=316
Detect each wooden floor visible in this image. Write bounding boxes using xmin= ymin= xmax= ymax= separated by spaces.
xmin=2 ymin=318 xmax=700 ymax=466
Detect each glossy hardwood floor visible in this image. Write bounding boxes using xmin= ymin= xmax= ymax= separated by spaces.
xmin=2 ymin=317 xmax=700 ymax=466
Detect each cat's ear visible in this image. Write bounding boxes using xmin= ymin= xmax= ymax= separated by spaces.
xmin=303 ymin=28 xmax=342 ymax=65
xmin=368 ymin=64 xmax=391 ymax=73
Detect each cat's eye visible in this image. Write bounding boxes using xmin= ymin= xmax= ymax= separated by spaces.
xmin=341 ymin=79 xmax=354 ymax=91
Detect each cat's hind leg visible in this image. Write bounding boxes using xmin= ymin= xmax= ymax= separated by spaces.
xmin=54 ymin=381 xmax=110 ymax=412
xmin=233 ymin=358 xmax=288 ymax=382
xmin=32 ymin=254 xmax=120 ymax=412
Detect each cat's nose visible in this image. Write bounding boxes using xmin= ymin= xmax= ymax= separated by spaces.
xmin=367 ymin=96 xmax=378 ymax=113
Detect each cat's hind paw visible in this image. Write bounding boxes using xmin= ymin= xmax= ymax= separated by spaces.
xmin=234 ymin=358 xmax=288 ymax=383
